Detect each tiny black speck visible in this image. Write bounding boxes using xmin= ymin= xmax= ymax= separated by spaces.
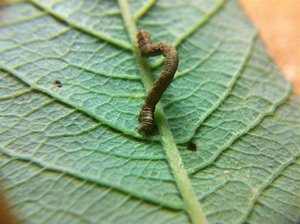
xmin=187 ymin=142 xmax=197 ymax=152
xmin=54 ymin=80 xmax=63 ymax=88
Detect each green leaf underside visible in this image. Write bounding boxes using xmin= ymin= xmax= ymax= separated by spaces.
xmin=0 ymin=1 xmax=299 ymax=224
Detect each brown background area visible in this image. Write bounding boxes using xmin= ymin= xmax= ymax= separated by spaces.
xmin=240 ymin=0 xmax=300 ymax=95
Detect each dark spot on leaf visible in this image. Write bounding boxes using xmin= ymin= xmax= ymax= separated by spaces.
xmin=187 ymin=142 xmax=197 ymax=152
xmin=53 ymin=80 xmax=63 ymax=88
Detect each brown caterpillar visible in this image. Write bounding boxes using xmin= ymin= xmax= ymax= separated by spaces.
xmin=137 ymin=31 xmax=178 ymax=135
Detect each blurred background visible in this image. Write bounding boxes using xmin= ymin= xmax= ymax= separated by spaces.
xmin=240 ymin=0 xmax=300 ymax=95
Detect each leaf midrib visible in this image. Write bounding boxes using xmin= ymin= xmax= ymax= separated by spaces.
xmin=117 ymin=1 xmax=208 ymax=224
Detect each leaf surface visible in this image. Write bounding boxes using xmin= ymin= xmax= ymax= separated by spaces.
xmin=0 ymin=1 xmax=299 ymax=224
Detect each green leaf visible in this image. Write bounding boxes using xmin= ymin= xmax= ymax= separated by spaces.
xmin=0 ymin=0 xmax=299 ymax=224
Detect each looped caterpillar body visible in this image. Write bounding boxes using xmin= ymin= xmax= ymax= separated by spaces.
xmin=137 ymin=31 xmax=178 ymax=135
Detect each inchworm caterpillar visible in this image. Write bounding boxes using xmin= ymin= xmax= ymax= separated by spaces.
xmin=137 ymin=31 xmax=178 ymax=135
